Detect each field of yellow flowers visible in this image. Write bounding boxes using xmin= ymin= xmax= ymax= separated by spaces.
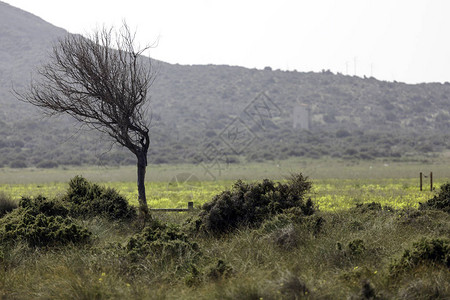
xmin=0 ymin=177 xmax=441 ymax=211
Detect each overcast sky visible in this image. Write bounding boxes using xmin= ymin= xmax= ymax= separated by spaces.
xmin=4 ymin=0 xmax=450 ymax=84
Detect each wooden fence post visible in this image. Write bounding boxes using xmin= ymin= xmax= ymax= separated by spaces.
xmin=150 ymin=202 xmax=195 ymax=212
xmin=430 ymin=172 xmax=433 ymax=191
xmin=420 ymin=172 xmax=423 ymax=191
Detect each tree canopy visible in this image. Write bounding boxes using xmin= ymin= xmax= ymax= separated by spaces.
xmin=17 ymin=23 xmax=155 ymax=218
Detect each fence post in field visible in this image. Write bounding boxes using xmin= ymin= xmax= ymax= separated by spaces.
xmin=420 ymin=172 xmax=423 ymax=191
xmin=430 ymin=172 xmax=433 ymax=191
xmin=188 ymin=201 xmax=194 ymax=210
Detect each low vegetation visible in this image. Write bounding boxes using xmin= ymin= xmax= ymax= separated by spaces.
xmin=0 ymin=175 xmax=449 ymax=299
xmin=419 ymin=182 xmax=450 ymax=213
xmin=63 ymin=175 xmax=137 ymax=221
xmin=0 ymin=191 xmax=17 ymax=217
xmin=195 ymin=173 xmax=314 ymax=235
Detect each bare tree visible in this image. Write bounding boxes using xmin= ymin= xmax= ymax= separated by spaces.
xmin=16 ymin=23 xmax=155 ymax=219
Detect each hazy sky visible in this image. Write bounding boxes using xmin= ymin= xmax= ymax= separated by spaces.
xmin=4 ymin=0 xmax=450 ymax=84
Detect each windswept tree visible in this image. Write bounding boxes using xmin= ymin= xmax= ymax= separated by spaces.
xmin=16 ymin=23 xmax=155 ymax=218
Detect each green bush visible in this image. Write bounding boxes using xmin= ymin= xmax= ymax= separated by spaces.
xmin=354 ymin=202 xmax=382 ymax=213
xmin=0 ymin=209 xmax=91 ymax=247
xmin=198 ymin=173 xmax=314 ymax=235
xmin=64 ymin=176 xmax=137 ymax=221
xmin=9 ymin=160 xmax=27 ymax=168
xmin=36 ymin=160 xmax=59 ymax=168
xmin=1 ymin=195 xmax=90 ymax=247
xmin=0 ymin=192 xmax=17 ymax=217
xmin=19 ymin=195 xmax=69 ymax=217
xmin=419 ymin=183 xmax=450 ymax=213
xmin=126 ymin=220 xmax=199 ymax=261
xmin=390 ymin=238 xmax=450 ymax=276
xmin=348 ymin=239 xmax=366 ymax=256
xmin=355 ymin=280 xmax=380 ymax=300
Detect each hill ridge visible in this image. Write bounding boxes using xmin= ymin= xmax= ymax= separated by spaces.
xmin=0 ymin=2 xmax=450 ymax=168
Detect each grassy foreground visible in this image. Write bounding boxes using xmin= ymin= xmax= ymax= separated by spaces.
xmin=0 ymin=159 xmax=449 ymax=299
xmin=1 ymin=205 xmax=449 ymax=299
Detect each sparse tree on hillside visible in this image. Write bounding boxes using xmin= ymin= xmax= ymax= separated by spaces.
xmin=16 ymin=23 xmax=155 ymax=219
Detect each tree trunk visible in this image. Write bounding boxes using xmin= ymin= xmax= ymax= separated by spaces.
xmin=137 ymin=151 xmax=150 ymax=218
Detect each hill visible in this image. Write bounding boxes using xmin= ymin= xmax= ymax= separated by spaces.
xmin=1 ymin=1 xmax=450 ymax=168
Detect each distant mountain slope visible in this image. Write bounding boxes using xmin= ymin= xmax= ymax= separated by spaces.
xmin=0 ymin=1 xmax=449 ymax=168
xmin=0 ymin=1 xmax=66 ymax=120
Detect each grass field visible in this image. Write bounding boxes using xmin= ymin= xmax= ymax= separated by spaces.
xmin=1 ymin=157 xmax=449 ymax=183
xmin=0 ymin=178 xmax=440 ymax=212
xmin=0 ymin=158 xmax=447 ymax=210
xmin=1 ymin=158 xmax=449 ymax=299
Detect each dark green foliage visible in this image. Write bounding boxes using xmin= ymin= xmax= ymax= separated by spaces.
xmin=301 ymin=198 xmax=316 ymax=216
xmin=126 ymin=220 xmax=199 ymax=261
xmin=390 ymin=238 xmax=450 ymax=276
xmin=36 ymin=160 xmax=58 ymax=168
xmin=0 ymin=195 xmax=90 ymax=247
xmin=19 ymin=195 xmax=69 ymax=217
xmin=419 ymin=183 xmax=450 ymax=213
xmin=0 ymin=192 xmax=17 ymax=217
xmin=348 ymin=239 xmax=366 ymax=256
xmin=64 ymin=176 xmax=137 ymax=221
xmin=303 ymin=214 xmax=325 ymax=236
xmin=353 ymin=280 xmax=380 ymax=300
xmin=9 ymin=160 xmax=27 ymax=168
xmin=336 ymin=129 xmax=351 ymax=138
xmin=0 ymin=209 xmax=91 ymax=247
xmin=354 ymin=202 xmax=382 ymax=213
xmin=359 ymin=280 xmax=376 ymax=300
xmin=198 ymin=173 xmax=313 ymax=235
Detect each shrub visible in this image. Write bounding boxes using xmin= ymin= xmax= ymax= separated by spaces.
xmin=36 ymin=160 xmax=58 ymax=168
xmin=64 ymin=176 xmax=137 ymax=221
xmin=0 ymin=209 xmax=91 ymax=247
xmin=9 ymin=160 xmax=27 ymax=168
xmin=354 ymin=202 xmax=382 ymax=213
xmin=353 ymin=280 xmax=380 ymax=300
xmin=0 ymin=192 xmax=17 ymax=218
xmin=303 ymin=214 xmax=325 ymax=236
xmin=419 ymin=183 xmax=450 ymax=213
xmin=198 ymin=173 xmax=313 ymax=235
xmin=348 ymin=239 xmax=366 ymax=256
xmin=19 ymin=195 xmax=69 ymax=217
xmin=126 ymin=220 xmax=199 ymax=261
xmin=336 ymin=129 xmax=351 ymax=138
xmin=390 ymin=238 xmax=450 ymax=276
